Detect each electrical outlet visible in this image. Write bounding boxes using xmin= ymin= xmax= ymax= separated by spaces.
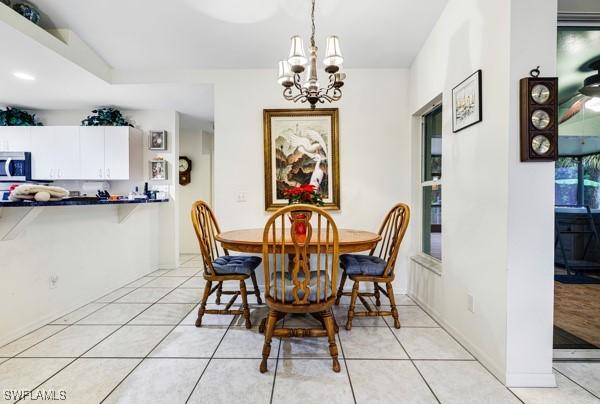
xmin=467 ymin=294 xmax=475 ymax=313
xmin=237 ymin=192 xmax=247 ymax=202
xmin=49 ymin=275 xmax=59 ymax=289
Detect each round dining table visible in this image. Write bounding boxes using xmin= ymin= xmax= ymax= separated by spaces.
xmin=215 ymin=228 xmax=381 ymax=333
xmin=215 ymin=228 xmax=381 ymax=254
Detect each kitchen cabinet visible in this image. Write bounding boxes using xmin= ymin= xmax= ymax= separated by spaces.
xmin=2 ymin=126 xmax=140 ymax=181
xmin=79 ymin=126 xmax=141 ymax=180
xmin=30 ymin=127 xmax=80 ymax=180
xmin=105 ymin=127 xmax=130 ymax=180
xmin=0 ymin=127 xmax=31 ymax=152
xmin=79 ymin=127 xmax=106 ymax=180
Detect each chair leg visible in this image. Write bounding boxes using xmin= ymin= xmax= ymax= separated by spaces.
xmin=335 ymin=272 xmax=347 ymax=305
xmin=345 ymin=280 xmax=359 ymax=331
xmin=195 ymin=280 xmax=212 ymax=327
xmin=239 ymin=279 xmax=252 ymax=329
xmin=260 ymin=309 xmax=279 ymax=373
xmin=386 ymin=282 xmax=401 ymax=329
xmin=322 ymin=310 xmax=341 ymax=373
xmin=373 ymin=282 xmax=381 ymax=306
xmin=215 ymin=281 xmax=223 ymax=305
xmin=250 ymin=272 xmax=263 ymax=304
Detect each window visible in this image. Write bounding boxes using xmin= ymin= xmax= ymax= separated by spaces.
xmin=421 ymin=105 xmax=442 ymax=260
xmin=555 ymin=155 xmax=600 ymax=209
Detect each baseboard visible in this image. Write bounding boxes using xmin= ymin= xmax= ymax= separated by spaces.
xmin=408 ymin=292 xmax=506 ymax=384
xmin=505 ymin=373 xmax=557 ymax=388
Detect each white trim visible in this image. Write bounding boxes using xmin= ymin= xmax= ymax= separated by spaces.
xmin=411 ymin=254 xmax=442 ymax=275
xmin=505 ymin=373 xmax=557 ymax=388
xmin=409 ymin=291 xmax=507 ymax=384
xmin=421 ymin=180 xmax=442 ymax=187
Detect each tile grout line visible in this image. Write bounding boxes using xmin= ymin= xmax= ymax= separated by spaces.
xmin=382 ymin=298 xmax=442 ymax=404
xmin=184 ymin=319 xmax=235 ymax=404
xmin=269 ymin=327 xmax=283 ymax=404
xmin=408 ymin=299 xmax=525 ymax=402
xmin=552 ymin=365 xmax=600 ymax=400
xmin=16 ymin=273 xmax=199 ymax=403
xmin=99 ymin=302 xmax=202 ymax=403
xmin=333 ymin=314 xmax=358 ymax=404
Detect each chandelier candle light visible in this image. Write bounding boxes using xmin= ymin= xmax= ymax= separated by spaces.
xmin=277 ymin=0 xmax=345 ymax=109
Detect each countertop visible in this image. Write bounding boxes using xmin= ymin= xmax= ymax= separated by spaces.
xmin=0 ymin=198 xmax=169 ymax=208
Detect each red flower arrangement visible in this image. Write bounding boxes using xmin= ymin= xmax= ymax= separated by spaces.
xmin=282 ymin=184 xmax=324 ymax=206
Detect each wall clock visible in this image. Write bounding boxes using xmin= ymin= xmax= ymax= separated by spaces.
xmin=519 ymin=67 xmax=558 ymax=162
xmin=178 ymin=156 xmax=192 ymax=186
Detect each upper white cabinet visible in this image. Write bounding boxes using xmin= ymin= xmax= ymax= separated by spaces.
xmin=0 ymin=126 xmax=141 ymax=181
xmin=0 ymin=127 xmax=31 ymax=152
xmin=80 ymin=127 xmax=106 ymax=180
xmin=80 ymin=126 xmax=141 ymax=181
xmin=30 ymin=126 xmax=80 ymax=180
xmin=104 ymin=127 xmax=131 ymax=180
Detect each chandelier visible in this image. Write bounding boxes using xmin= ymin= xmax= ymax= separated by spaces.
xmin=277 ymin=0 xmax=345 ymax=109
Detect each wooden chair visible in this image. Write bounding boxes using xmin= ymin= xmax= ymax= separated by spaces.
xmin=260 ymin=204 xmax=341 ymax=373
xmin=191 ymin=200 xmax=262 ymax=329
xmin=335 ymin=203 xmax=410 ymax=330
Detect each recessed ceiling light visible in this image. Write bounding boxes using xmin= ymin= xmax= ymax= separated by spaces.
xmin=13 ymin=72 xmax=35 ymax=81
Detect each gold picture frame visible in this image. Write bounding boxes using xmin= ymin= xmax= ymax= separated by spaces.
xmin=263 ymin=108 xmax=340 ymax=211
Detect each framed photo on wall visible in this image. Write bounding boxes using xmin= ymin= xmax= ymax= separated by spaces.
xmin=263 ymin=108 xmax=340 ymax=211
xmin=149 ymin=130 xmax=168 ymax=150
xmin=452 ymin=70 xmax=482 ymax=132
xmin=150 ymin=159 xmax=168 ymax=181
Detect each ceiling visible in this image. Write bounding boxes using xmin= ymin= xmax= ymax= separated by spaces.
xmin=31 ymin=0 xmax=448 ymax=69
xmin=0 ymin=0 xmax=448 ymax=124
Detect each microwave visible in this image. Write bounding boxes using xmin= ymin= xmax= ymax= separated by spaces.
xmin=0 ymin=151 xmax=31 ymax=182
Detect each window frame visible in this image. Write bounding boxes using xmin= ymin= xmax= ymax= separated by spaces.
xmin=420 ymin=104 xmax=443 ymax=262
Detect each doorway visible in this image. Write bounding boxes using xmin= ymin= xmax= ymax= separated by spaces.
xmin=554 ymin=25 xmax=600 ymax=358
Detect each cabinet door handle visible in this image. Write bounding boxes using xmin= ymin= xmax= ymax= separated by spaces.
xmin=106 ymin=168 xmax=111 ymax=178
xmin=98 ymin=168 xmax=102 ymax=178
xmin=49 ymin=169 xmax=54 ymax=178
xmin=57 ymin=169 xmax=62 ymax=178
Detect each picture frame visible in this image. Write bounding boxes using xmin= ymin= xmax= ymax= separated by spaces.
xmin=263 ymin=108 xmax=340 ymax=211
xmin=149 ymin=130 xmax=168 ymax=150
xmin=452 ymin=70 xmax=482 ymax=132
xmin=150 ymin=159 xmax=168 ymax=181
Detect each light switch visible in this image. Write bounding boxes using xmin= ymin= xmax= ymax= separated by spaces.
xmin=237 ymin=192 xmax=247 ymax=202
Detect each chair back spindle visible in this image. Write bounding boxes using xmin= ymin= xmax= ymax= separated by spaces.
xmin=370 ymin=203 xmax=411 ymax=276
xmin=262 ymin=204 xmax=339 ymax=307
xmin=191 ymin=200 xmax=227 ymax=276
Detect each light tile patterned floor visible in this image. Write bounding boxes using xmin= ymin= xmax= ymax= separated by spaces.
xmin=0 ymin=254 xmax=599 ymax=403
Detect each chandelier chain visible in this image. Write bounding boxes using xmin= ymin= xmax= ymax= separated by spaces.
xmin=310 ymin=0 xmax=316 ymax=48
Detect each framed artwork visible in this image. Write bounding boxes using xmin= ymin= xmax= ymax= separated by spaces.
xmin=452 ymin=70 xmax=482 ymax=132
xmin=149 ymin=130 xmax=168 ymax=150
xmin=263 ymin=108 xmax=340 ymax=211
xmin=150 ymin=159 xmax=168 ymax=181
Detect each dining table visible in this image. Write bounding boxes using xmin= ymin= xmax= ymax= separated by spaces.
xmin=215 ymin=227 xmax=381 ymax=332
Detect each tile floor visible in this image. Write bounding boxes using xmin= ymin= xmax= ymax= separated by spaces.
xmin=0 ymin=254 xmax=599 ymax=403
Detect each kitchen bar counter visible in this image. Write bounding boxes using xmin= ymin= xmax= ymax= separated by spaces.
xmin=0 ymin=198 xmax=169 ymax=208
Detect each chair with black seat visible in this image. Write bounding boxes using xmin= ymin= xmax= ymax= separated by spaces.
xmin=259 ymin=204 xmax=341 ymax=373
xmin=335 ymin=203 xmax=410 ymax=330
xmin=191 ymin=200 xmax=262 ymax=329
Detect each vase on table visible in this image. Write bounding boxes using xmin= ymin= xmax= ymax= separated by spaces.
xmin=289 ymin=210 xmax=312 ymax=244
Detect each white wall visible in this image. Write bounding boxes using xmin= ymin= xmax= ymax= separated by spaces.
xmin=408 ymin=0 xmax=556 ymax=387
xmin=179 ymin=128 xmax=213 ymax=254
xmin=0 ymin=204 xmax=160 ymax=345
xmin=212 ymin=69 xmax=411 ymax=289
